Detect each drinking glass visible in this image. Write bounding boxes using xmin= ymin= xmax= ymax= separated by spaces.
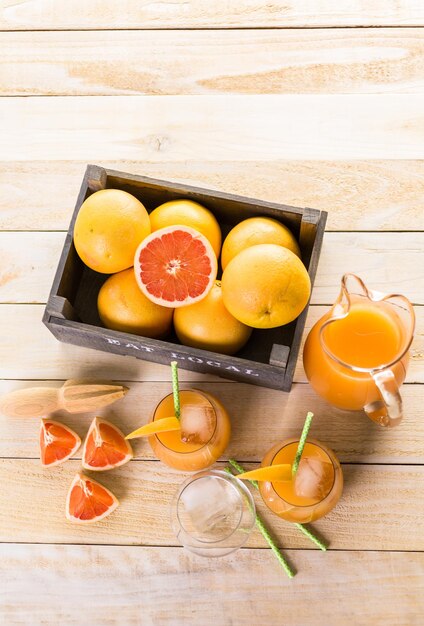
xmin=171 ymin=469 xmax=255 ymax=557
xmin=259 ymin=438 xmax=343 ymax=524
xmin=149 ymin=389 xmax=231 ymax=471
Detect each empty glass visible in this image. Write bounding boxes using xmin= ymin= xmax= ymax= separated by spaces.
xmin=171 ymin=469 xmax=255 ymax=557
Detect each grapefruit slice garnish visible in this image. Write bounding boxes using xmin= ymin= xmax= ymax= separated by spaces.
xmin=82 ymin=417 xmax=133 ymax=471
xmin=134 ymin=225 xmax=218 ymax=308
xmin=236 ymin=464 xmax=292 ymax=482
xmin=39 ymin=419 xmax=81 ymax=467
xmin=125 ymin=416 xmax=181 ymax=440
xmin=65 ymin=473 xmax=119 ymax=524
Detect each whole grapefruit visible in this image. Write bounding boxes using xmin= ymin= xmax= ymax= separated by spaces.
xmin=97 ymin=268 xmax=173 ymax=338
xmin=74 ymin=189 xmax=150 ymax=273
xmin=221 ymin=244 xmax=311 ymax=329
xmin=149 ymin=199 xmax=221 ymax=258
xmin=221 ymin=216 xmax=301 ymax=270
xmin=174 ymin=280 xmax=252 ymax=355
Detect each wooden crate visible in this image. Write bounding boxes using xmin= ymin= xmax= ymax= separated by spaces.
xmin=43 ymin=164 xmax=327 ymax=391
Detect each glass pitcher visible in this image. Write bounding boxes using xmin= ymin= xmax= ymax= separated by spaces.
xmin=303 ymin=274 xmax=415 ymax=427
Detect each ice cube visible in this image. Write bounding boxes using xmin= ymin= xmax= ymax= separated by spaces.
xmin=179 ymin=401 xmax=216 ymax=445
xmin=180 ymin=476 xmax=239 ymax=533
xmin=294 ymin=457 xmax=334 ymax=501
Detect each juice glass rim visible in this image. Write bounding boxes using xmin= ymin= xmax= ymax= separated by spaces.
xmin=153 ymin=389 xmax=218 ymax=454
xmin=320 ymin=273 xmax=415 ymax=375
xmin=269 ymin=438 xmax=337 ymax=509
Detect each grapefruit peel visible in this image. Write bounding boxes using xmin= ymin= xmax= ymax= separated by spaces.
xmin=236 ymin=464 xmax=292 ymax=482
xmin=125 ymin=416 xmax=181 ymax=440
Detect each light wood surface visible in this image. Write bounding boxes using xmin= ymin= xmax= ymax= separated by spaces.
xmin=1 ymin=546 xmax=422 ymax=626
xmin=2 ymin=160 xmax=424 ymax=231
xmin=1 ymin=459 xmax=423 ymax=550
xmin=1 ymin=4 xmax=423 ymax=624
xmin=2 ymin=29 xmax=424 ymax=96
xmin=2 ymin=94 xmax=424 ymax=160
xmin=1 ymin=1 xmax=423 ymax=29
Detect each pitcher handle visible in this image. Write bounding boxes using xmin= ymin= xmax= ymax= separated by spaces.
xmin=364 ymin=369 xmax=403 ymax=427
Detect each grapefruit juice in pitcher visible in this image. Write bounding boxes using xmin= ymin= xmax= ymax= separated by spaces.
xmin=303 ymin=274 xmax=415 ymax=427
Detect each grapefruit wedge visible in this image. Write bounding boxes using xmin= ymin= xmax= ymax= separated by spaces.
xmin=134 ymin=225 xmax=217 ymax=308
xmin=126 ymin=416 xmax=181 ymax=440
xmin=236 ymin=464 xmax=292 ymax=482
xmin=82 ymin=417 xmax=133 ymax=471
xmin=40 ymin=419 xmax=81 ymax=467
xmin=66 ymin=473 xmax=119 ymax=524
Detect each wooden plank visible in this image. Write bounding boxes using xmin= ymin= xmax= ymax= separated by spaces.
xmin=0 ymin=232 xmax=65 ymax=303
xmin=2 ymin=29 xmax=424 ymax=96
xmin=1 ymin=545 xmax=422 ymax=626
xmin=1 ymin=1 xmax=423 ymax=29
xmin=0 ymin=232 xmax=422 ymax=304
xmin=1 ymin=160 xmax=423 ymax=232
xmin=2 ymin=95 xmax=424 ymax=160
xmin=1 ymin=304 xmax=423 ymax=383
xmin=0 ymin=380 xmax=423 ymax=463
xmin=0 ymin=459 xmax=423 ymax=550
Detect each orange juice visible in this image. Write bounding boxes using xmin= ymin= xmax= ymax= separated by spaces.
xmin=259 ymin=438 xmax=343 ymax=523
xmin=303 ymin=297 xmax=408 ymax=411
xmin=148 ymin=389 xmax=231 ymax=471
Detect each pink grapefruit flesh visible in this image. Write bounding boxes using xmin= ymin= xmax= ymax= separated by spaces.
xmin=134 ymin=225 xmax=217 ymax=308
xmin=82 ymin=417 xmax=133 ymax=471
xmin=40 ymin=419 xmax=81 ymax=467
xmin=65 ymin=473 xmax=119 ymax=524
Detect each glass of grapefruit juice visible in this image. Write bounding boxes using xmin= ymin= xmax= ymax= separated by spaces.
xmin=258 ymin=438 xmax=343 ymax=524
xmin=303 ymin=274 xmax=415 ymax=427
xmin=148 ymin=389 xmax=231 ymax=471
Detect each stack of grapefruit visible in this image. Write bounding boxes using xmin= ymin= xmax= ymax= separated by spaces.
xmin=73 ymin=190 xmax=311 ymax=356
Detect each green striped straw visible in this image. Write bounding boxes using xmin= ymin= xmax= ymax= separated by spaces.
xmin=294 ymin=523 xmax=326 ymax=551
xmin=171 ymin=361 xmax=180 ymax=420
xmin=225 ymin=464 xmax=295 ymax=579
xmin=229 ymin=458 xmax=327 ymax=553
xmin=292 ymin=411 xmax=314 ymax=476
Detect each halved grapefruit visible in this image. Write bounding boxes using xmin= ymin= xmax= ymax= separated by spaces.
xmin=134 ymin=225 xmax=217 ymax=308
xmin=82 ymin=417 xmax=133 ymax=471
xmin=39 ymin=419 xmax=81 ymax=467
xmin=66 ymin=473 xmax=119 ymax=524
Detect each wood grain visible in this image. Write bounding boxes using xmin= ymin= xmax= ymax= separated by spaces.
xmin=1 ymin=545 xmax=423 ymax=626
xmin=2 ymin=95 xmax=424 ymax=160
xmin=0 ymin=459 xmax=423 ymax=550
xmin=0 ymin=380 xmax=423 ymax=463
xmin=1 ymin=304 xmax=423 ymax=383
xmin=2 ymin=160 xmax=423 ymax=232
xmin=1 ymin=231 xmax=422 ymax=304
xmin=1 ymin=0 xmax=423 ymax=30
xmin=2 ymin=29 xmax=424 ymax=96
xmin=1 ymin=2 xmax=423 ymax=621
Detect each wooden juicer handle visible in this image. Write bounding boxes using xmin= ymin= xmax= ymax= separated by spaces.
xmin=0 ymin=380 xmax=129 ymax=418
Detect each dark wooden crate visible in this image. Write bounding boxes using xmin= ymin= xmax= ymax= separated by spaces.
xmin=43 ymin=164 xmax=327 ymax=391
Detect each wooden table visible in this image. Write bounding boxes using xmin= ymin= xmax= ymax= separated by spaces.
xmin=1 ymin=2 xmax=424 ymax=624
